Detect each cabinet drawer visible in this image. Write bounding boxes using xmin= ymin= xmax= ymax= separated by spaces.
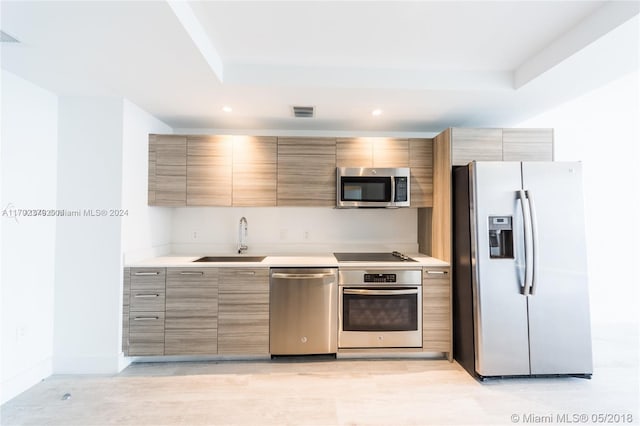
xmin=219 ymin=268 xmax=269 ymax=290
xmin=130 ymin=268 xmax=166 ymax=291
xmin=130 ymin=290 xmax=165 ymax=312
xmin=423 ymin=268 xmax=449 ymax=281
xmin=130 ymin=311 xmax=165 ymax=332
xmin=129 ymin=311 xmax=165 ymax=355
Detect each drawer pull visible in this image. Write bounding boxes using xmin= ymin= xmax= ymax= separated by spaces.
xmin=426 ymin=270 xmax=447 ymax=275
xmin=236 ymin=271 xmax=256 ymax=276
xmin=134 ymin=294 xmax=159 ymax=298
xmin=133 ymin=316 xmax=159 ymax=321
xmin=179 ymin=271 xmax=204 ymax=275
xmin=134 ymin=272 xmax=160 ymax=276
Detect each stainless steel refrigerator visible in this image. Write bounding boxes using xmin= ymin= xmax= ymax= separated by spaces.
xmin=452 ymin=161 xmax=592 ymax=379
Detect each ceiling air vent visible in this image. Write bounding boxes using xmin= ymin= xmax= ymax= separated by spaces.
xmin=292 ymin=106 xmax=314 ymax=118
xmin=0 ymin=31 xmax=19 ymax=43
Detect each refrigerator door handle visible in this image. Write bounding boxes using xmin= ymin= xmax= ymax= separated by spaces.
xmin=526 ymin=190 xmax=539 ymax=295
xmin=519 ymin=190 xmax=533 ymax=296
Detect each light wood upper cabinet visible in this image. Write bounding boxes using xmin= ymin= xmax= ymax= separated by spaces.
xmin=149 ymin=135 xmax=187 ymax=206
xmin=277 ymin=137 xmax=336 ymax=206
xmin=165 ymin=268 xmax=218 ymax=355
xmin=232 ymin=136 xmax=277 ymax=206
xmin=424 ymin=127 xmax=554 ymax=262
xmin=450 ymin=128 xmax=503 ymax=166
xmin=336 ymin=137 xmax=410 ymax=167
xmin=409 ymin=138 xmax=434 ymax=207
xmin=336 ymin=138 xmax=372 ymax=167
xmin=373 ymin=138 xmax=409 ymax=167
xmin=218 ymin=268 xmax=270 ymax=355
xmin=187 ymin=135 xmax=233 ymax=206
xmin=502 ymin=128 xmax=554 ymax=161
xmin=449 ymin=128 xmax=554 ymax=165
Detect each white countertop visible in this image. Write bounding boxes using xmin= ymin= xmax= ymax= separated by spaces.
xmin=129 ymin=253 xmax=449 ymax=268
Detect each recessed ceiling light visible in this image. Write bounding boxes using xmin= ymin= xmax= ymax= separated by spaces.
xmin=372 ymin=109 xmax=382 ymax=116
xmin=222 ymin=106 xmax=232 ymax=113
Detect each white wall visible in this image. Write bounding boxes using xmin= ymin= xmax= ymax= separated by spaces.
xmin=121 ymin=99 xmax=172 ymax=263
xmin=52 ymin=97 xmax=173 ymax=375
xmin=54 ymin=97 xmax=125 ymax=373
xmin=516 ymin=71 xmax=639 ymax=326
xmin=171 ymin=207 xmax=419 ymax=255
xmin=0 ymin=71 xmax=58 ymax=404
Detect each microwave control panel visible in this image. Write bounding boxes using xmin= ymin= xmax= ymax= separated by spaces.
xmin=395 ymin=177 xmax=408 ymax=202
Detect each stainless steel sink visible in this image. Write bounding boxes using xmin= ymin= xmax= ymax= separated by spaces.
xmin=192 ymin=256 xmax=266 ymax=263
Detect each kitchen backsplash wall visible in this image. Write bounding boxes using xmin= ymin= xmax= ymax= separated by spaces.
xmin=171 ymin=207 xmax=419 ymax=255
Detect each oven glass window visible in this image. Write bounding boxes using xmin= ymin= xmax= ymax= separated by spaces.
xmin=341 ymin=177 xmax=391 ymax=202
xmin=342 ymin=291 xmax=418 ymax=331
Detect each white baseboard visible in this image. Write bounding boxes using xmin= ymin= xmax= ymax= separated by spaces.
xmin=53 ymin=354 xmax=124 ymax=375
xmin=0 ymin=356 xmax=52 ymax=405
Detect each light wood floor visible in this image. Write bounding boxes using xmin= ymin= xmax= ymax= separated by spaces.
xmin=1 ymin=324 xmax=637 ymax=426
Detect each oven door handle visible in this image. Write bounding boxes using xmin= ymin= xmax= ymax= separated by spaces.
xmin=343 ymin=288 xmax=419 ymax=296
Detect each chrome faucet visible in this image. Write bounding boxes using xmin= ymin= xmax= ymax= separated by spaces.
xmin=238 ymin=216 xmax=248 ymax=254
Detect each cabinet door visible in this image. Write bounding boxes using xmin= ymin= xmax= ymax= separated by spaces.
xmin=232 ymin=136 xmax=277 ymax=206
xmin=187 ymin=135 xmax=233 ymax=206
xmin=372 ymin=138 xmax=409 ymax=167
xmin=277 ymin=137 xmax=336 ymax=206
xmin=423 ymin=267 xmax=451 ymax=360
xmin=409 ymin=138 xmax=434 ymax=207
xmin=149 ymin=135 xmax=186 ymax=206
xmin=502 ymin=128 xmax=553 ymax=161
xmin=336 ymin=137 xmax=373 ymax=167
xmin=165 ymin=268 xmax=218 ymax=355
xmin=122 ymin=268 xmax=130 ymax=354
xmin=128 ymin=268 xmax=166 ymax=355
xmin=429 ymin=129 xmax=452 ymax=262
xmin=218 ymin=268 xmax=269 ymax=355
xmin=451 ymin=128 xmax=502 ymax=166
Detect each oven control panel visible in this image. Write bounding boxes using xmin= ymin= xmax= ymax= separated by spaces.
xmin=364 ymin=273 xmax=397 ymax=283
xmin=339 ymin=269 xmax=422 ymax=286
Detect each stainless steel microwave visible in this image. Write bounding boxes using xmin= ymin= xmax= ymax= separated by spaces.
xmin=336 ymin=167 xmax=410 ymax=208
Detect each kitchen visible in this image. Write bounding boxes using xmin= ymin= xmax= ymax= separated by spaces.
xmin=1 ymin=1 xmax=639 ymax=425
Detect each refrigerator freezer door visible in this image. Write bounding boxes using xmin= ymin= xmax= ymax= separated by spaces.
xmin=471 ymin=162 xmax=531 ymax=376
xmin=522 ymin=162 xmax=593 ymax=375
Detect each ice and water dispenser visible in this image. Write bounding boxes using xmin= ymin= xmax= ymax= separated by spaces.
xmin=488 ymin=216 xmax=513 ymax=259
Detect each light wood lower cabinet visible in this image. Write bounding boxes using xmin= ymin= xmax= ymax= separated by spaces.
xmin=422 ymin=267 xmax=452 ymax=361
xmin=165 ymin=268 xmax=218 ymax=355
xmin=218 ymin=268 xmax=270 ymax=355
xmin=128 ymin=268 xmax=166 ymax=356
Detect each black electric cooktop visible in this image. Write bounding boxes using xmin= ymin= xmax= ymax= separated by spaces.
xmin=333 ymin=252 xmax=417 ymax=262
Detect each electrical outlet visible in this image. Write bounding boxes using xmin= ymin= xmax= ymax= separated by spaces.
xmin=280 ymin=229 xmax=288 ymax=240
xmin=304 ymin=231 xmax=310 ymax=240
xmin=192 ymin=231 xmax=197 ymax=240
xmin=16 ymin=325 xmax=27 ymax=342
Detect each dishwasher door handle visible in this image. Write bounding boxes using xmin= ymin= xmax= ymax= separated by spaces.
xmin=271 ymin=273 xmax=335 ymax=280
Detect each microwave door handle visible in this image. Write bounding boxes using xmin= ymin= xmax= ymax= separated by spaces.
xmin=390 ymin=176 xmax=395 ymax=203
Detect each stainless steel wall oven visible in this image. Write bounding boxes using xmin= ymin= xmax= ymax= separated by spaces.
xmin=338 ymin=269 xmax=422 ymax=348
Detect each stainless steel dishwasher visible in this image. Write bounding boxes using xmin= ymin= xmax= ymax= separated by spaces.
xmin=269 ymin=268 xmax=338 ymax=355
